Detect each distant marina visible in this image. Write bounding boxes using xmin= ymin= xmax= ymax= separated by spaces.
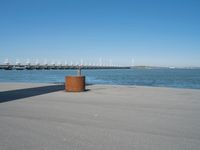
xmin=0 ymin=64 xmax=130 ymax=70
xmin=0 ymin=59 xmax=130 ymax=70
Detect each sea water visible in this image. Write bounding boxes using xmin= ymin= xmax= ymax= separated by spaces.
xmin=0 ymin=68 xmax=200 ymax=89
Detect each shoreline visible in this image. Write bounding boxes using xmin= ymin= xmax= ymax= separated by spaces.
xmin=1 ymin=83 xmax=200 ymax=150
xmin=0 ymin=81 xmax=200 ymax=91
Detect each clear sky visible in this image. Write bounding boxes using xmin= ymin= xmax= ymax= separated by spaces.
xmin=0 ymin=0 xmax=200 ymax=67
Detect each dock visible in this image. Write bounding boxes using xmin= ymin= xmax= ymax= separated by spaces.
xmin=1 ymin=83 xmax=200 ymax=150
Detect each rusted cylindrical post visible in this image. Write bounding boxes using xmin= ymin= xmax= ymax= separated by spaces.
xmin=65 ymin=76 xmax=85 ymax=92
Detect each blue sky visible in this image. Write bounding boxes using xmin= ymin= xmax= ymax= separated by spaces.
xmin=0 ymin=0 xmax=200 ymax=67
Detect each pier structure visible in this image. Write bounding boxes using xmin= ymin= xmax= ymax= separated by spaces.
xmin=0 ymin=64 xmax=130 ymax=70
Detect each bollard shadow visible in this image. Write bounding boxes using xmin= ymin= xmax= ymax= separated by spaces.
xmin=0 ymin=84 xmax=64 ymax=103
xmin=84 ymin=89 xmax=91 ymax=92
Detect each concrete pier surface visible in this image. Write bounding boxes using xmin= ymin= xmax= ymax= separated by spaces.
xmin=0 ymin=83 xmax=200 ymax=150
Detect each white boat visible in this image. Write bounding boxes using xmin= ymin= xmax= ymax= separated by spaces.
xmin=13 ymin=66 xmax=26 ymax=70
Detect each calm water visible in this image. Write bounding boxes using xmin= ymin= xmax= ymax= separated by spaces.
xmin=0 ymin=69 xmax=200 ymax=89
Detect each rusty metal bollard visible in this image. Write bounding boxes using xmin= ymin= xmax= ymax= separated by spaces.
xmin=65 ymin=67 xmax=85 ymax=92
